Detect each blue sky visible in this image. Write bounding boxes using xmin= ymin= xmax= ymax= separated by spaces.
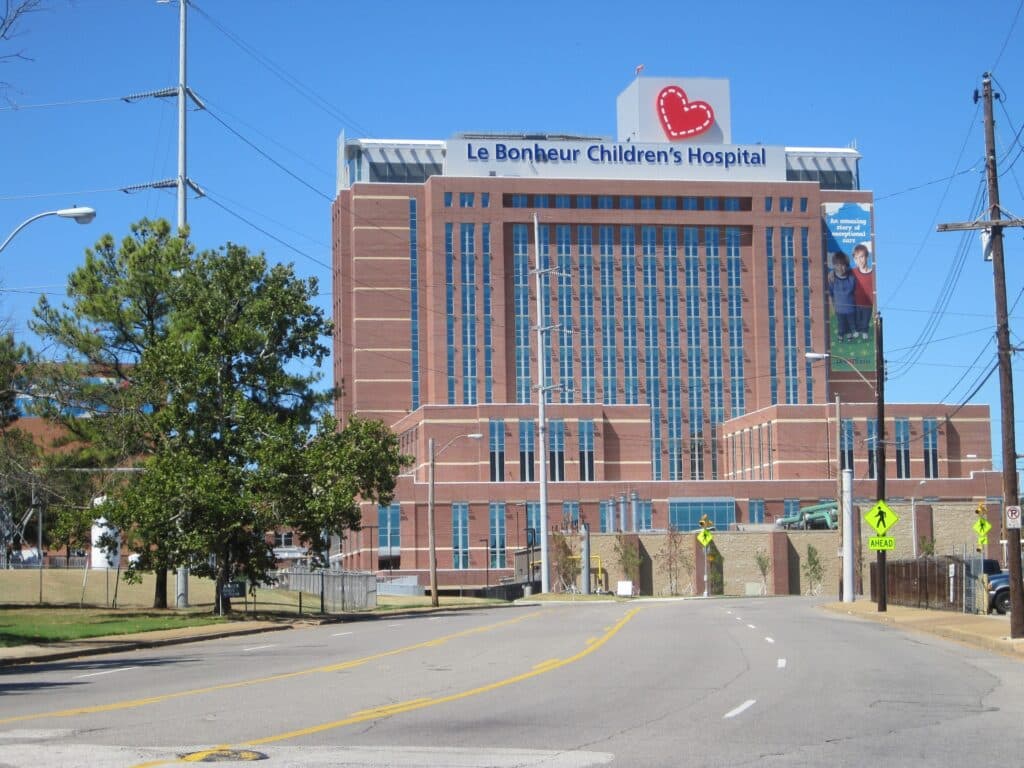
xmin=2 ymin=0 xmax=1024 ymax=467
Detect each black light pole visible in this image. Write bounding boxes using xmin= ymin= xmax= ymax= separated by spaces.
xmin=876 ymin=314 xmax=888 ymax=612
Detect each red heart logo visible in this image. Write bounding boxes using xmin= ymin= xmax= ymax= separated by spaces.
xmin=657 ymin=86 xmax=715 ymax=140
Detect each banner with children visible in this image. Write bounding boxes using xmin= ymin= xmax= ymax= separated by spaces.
xmin=823 ymin=202 xmax=875 ymax=373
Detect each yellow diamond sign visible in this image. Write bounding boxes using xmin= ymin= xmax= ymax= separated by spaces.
xmin=865 ymin=500 xmax=899 ymax=536
xmin=697 ymin=528 xmax=714 ymax=548
xmin=973 ymin=517 xmax=992 ymax=537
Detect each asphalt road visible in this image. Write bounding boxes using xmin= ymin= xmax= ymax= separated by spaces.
xmin=1 ymin=598 xmax=1022 ymax=767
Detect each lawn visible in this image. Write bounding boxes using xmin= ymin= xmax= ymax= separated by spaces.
xmin=0 ymin=608 xmax=227 ymax=647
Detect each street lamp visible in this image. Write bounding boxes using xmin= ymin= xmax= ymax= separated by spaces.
xmin=427 ymin=432 xmax=482 ymax=607
xmin=806 ymin=313 xmax=887 ymax=611
xmin=0 ymin=207 xmax=97 ymax=254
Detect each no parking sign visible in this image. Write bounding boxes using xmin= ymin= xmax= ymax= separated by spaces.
xmin=1007 ymin=506 xmax=1022 ymax=530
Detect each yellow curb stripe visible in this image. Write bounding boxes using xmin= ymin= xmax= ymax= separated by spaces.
xmin=0 ymin=610 xmax=540 ymax=726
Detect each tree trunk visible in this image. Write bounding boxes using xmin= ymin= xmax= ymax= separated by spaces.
xmin=215 ymin=556 xmax=232 ymax=615
xmin=153 ymin=567 xmax=168 ymax=609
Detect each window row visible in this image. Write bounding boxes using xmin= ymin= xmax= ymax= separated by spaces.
xmin=503 ymin=193 xmax=749 ymax=211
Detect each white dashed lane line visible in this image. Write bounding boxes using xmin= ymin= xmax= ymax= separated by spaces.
xmin=723 ymin=699 xmax=756 ymax=719
xmin=242 ymin=645 xmax=275 ymax=652
xmin=777 ymin=658 xmax=787 ymax=669
xmin=746 ymin=624 xmax=756 ymax=629
xmin=332 ymin=631 xmax=353 ymax=637
xmin=765 ymin=637 xmax=775 ymax=644
xmin=73 ymin=666 xmax=138 ymax=679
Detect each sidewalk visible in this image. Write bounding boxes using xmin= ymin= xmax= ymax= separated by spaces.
xmin=822 ymin=599 xmax=1024 ymax=658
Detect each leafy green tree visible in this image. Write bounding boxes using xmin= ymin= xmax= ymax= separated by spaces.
xmin=31 ymin=218 xmax=192 ymax=606
xmin=614 ymin=533 xmax=642 ymax=588
xmin=755 ymin=548 xmax=771 ymax=595
xmin=118 ymin=241 xmax=405 ymax=612
xmin=658 ymin=526 xmax=693 ymax=596
xmin=802 ymin=543 xmax=824 ymax=596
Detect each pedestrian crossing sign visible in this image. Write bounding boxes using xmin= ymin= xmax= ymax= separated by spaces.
xmin=697 ymin=528 xmax=713 ymax=548
xmin=865 ymin=501 xmax=899 ymax=536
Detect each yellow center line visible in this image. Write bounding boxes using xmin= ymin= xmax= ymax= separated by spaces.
xmin=0 ymin=610 xmax=541 ymax=726
xmin=132 ymin=607 xmax=640 ymax=767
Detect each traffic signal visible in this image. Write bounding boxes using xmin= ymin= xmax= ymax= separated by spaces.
xmin=698 ymin=514 xmax=713 ymax=529
xmin=976 ymin=502 xmax=988 ymax=516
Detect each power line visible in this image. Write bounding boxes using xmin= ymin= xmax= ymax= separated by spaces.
xmin=189 ymin=1 xmax=373 ymax=137
xmin=991 ymin=0 xmax=1024 ymax=74
xmin=203 ymin=192 xmax=331 ymax=271
xmin=202 ymin=104 xmax=333 ymax=202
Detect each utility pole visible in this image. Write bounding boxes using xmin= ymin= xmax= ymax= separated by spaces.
xmin=937 ymin=73 xmax=1024 ymax=637
xmin=533 ymin=214 xmax=550 ymax=594
xmin=875 ymin=314 xmax=887 ymax=612
xmin=176 ymin=0 xmax=188 ymax=229
xmin=122 ymin=0 xmax=205 ymax=229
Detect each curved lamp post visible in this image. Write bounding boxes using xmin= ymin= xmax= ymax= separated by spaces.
xmin=0 ymin=207 xmax=97 ymax=254
xmin=427 ymin=432 xmax=483 ymax=607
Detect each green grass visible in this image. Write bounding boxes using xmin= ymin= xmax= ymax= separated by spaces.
xmin=0 ymin=608 xmax=227 ymax=647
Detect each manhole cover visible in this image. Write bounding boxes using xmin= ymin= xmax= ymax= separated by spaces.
xmin=178 ymin=748 xmax=268 ymax=762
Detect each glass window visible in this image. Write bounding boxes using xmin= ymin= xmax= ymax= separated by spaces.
xmin=597 ymin=195 xmax=614 ymax=210
xmin=489 ymin=419 xmax=505 ymax=482
xmin=511 ymin=193 xmax=528 ymax=208
xmin=667 ymin=498 xmax=736 ymax=531
xmin=526 ymin=502 xmax=540 ymax=546
xmin=764 ymin=197 xmax=773 ymax=212
xmin=724 ymin=197 xmax=741 ymax=211
xmin=459 ymin=192 xmax=474 ymax=208
xmin=489 ymin=502 xmax=507 ymax=568
xmin=923 ymin=418 xmax=939 ymax=478
xmin=683 ymin=196 xmax=698 ymax=211
xmin=519 ymin=419 xmax=535 ymax=482
xmin=579 ymin=419 xmax=595 ymax=481
xmin=841 ymin=418 xmax=854 ymax=471
xmin=481 ymin=192 xmax=490 ymax=208
xmin=576 ymin=195 xmax=592 ymax=209
xmin=640 ymin=196 xmax=656 ymax=210
xmin=783 ymin=499 xmax=800 ymax=520
xmin=704 ymin=197 xmax=718 ymax=211
xmin=555 ymin=194 xmax=571 ymax=208
xmin=600 ymin=499 xmax=616 ymax=533
xmin=534 ymin=194 xmax=549 ymax=208
xmin=780 ymin=197 xmax=794 ymax=212
xmin=452 ymin=503 xmax=469 ymax=569
xmin=561 ymin=501 xmax=580 ymax=529
xmin=378 ymin=503 xmax=401 ymax=566
xmin=548 ymin=419 xmax=565 ymax=482
xmin=619 ymin=196 xmax=635 ymax=209
xmin=661 ymin=196 xmax=677 ymax=210
xmin=444 ymin=191 xmax=453 ymax=208
xmin=748 ymin=499 xmax=765 ymax=524
xmin=896 ymin=418 xmax=911 ymax=478
xmin=638 ymin=500 xmax=653 ymax=531
xmin=799 ymin=197 xmax=808 ymax=212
